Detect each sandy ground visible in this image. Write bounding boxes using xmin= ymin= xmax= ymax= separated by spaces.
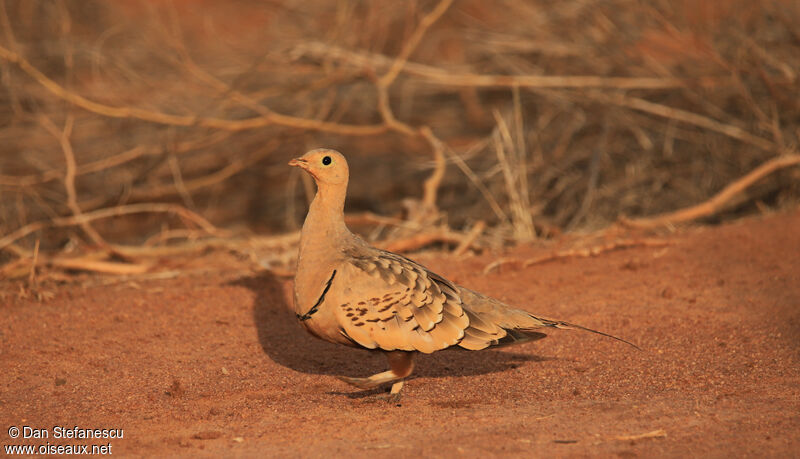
xmin=2 ymin=210 xmax=799 ymax=457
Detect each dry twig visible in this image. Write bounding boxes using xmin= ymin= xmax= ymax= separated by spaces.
xmin=0 ymin=44 xmax=387 ymax=135
xmin=292 ymin=42 xmax=715 ymax=90
xmin=588 ymin=91 xmax=775 ymax=151
xmin=48 ymin=257 xmax=150 ymax=275
xmin=622 ymin=153 xmax=800 ymax=228
xmin=38 ymin=114 xmax=108 ymax=247
xmin=0 ymin=203 xmax=224 ymax=252
xmin=484 ymin=238 xmax=671 ymax=274
xmin=380 ymin=228 xmax=473 ymax=253
xmin=613 ymin=429 xmax=667 ymax=441
xmin=377 ymin=0 xmax=454 ymax=88
xmin=453 ymin=220 xmax=485 ymax=256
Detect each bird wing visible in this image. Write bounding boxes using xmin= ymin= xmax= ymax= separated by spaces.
xmin=335 ymin=248 xmax=476 ymax=353
xmin=336 ymin=246 xmax=570 ymax=352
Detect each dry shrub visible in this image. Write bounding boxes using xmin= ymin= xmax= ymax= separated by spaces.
xmin=1 ymin=0 xmax=798 ymax=264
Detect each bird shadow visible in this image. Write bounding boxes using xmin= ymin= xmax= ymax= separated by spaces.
xmin=231 ymin=272 xmax=558 ymax=382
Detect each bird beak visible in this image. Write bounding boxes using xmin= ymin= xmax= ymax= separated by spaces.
xmin=288 ymin=157 xmax=308 ymax=169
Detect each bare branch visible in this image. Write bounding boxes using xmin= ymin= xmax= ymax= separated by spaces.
xmin=378 ymin=0 xmax=454 ymax=88
xmin=38 ymin=114 xmax=107 ymax=247
xmin=588 ymin=91 xmax=775 ymax=151
xmin=622 ymin=153 xmax=800 ymax=228
xmin=293 ymin=42 xmax=716 ymax=90
xmin=0 ymin=44 xmax=388 ymax=135
xmin=0 ymin=203 xmax=225 ymax=252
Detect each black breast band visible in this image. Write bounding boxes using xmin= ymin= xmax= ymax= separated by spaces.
xmin=296 ymin=270 xmax=336 ymax=321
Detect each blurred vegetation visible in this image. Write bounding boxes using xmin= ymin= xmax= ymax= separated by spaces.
xmin=1 ymin=0 xmax=799 ymax=268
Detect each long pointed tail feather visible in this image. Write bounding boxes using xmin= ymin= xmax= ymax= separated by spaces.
xmin=534 ymin=316 xmax=641 ymax=350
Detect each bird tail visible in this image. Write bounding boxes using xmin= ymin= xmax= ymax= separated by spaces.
xmin=532 ymin=316 xmax=641 ymax=350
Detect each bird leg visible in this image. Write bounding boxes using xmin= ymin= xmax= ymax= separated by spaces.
xmin=337 ymin=351 xmax=415 ymax=397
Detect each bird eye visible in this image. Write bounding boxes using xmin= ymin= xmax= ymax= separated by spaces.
xmin=322 ymin=156 xmax=332 ymax=166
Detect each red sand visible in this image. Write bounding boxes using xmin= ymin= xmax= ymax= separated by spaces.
xmin=2 ymin=211 xmax=799 ymax=457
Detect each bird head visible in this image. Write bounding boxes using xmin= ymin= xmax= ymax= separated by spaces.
xmin=289 ymin=149 xmax=349 ymax=186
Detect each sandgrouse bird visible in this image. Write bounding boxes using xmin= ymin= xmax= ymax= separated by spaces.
xmin=289 ymin=149 xmax=636 ymax=400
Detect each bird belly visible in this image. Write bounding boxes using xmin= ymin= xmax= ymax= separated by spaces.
xmin=299 ymin=302 xmax=356 ymax=347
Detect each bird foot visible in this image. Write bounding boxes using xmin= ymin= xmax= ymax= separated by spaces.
xmin=375 ymin=392 xmax=402 ymax=404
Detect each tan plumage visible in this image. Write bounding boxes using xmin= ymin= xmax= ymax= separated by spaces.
xmin=289 ymin=149 xmax=636 ymax=400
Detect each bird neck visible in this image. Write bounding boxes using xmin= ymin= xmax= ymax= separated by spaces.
xmin=300 ymin=182 xmax=350 ymax=251
xmin=294 ymin=182 xmax=350 ymax=314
